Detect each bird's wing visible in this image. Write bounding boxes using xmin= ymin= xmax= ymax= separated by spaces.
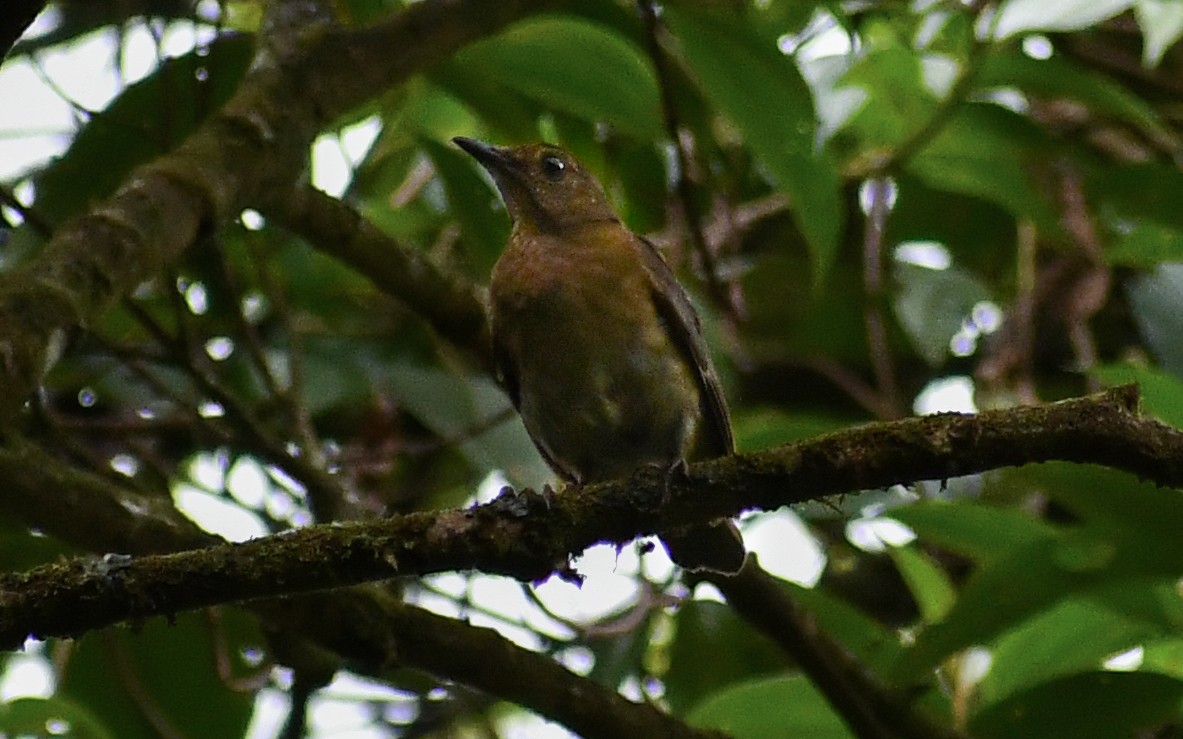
xmin=634 ymin=235 xmax=734 ymax=457
xmin=492 ymin=316 xmax=580 ymax=482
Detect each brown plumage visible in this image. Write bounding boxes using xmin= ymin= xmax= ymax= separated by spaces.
xmin=455 ymin=137 xmax=745 ymax=575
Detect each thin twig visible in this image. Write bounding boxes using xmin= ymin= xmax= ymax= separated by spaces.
xmin=795 ymin=355 xmax=901 ymax=420
xmin=107 ymin=632 xmax=187 ymax=739
xmin=638 ymin=0 xmax=740 ymax=320
xmin=247 ymin=233 xmax=333 ymax=513
xmin=122 ymin=299 xmax=349 ymax=520
xmin=214 ymin=233 xmax=286 ymax=400
xmin=861 ymin=177 xmax=904 ymax=419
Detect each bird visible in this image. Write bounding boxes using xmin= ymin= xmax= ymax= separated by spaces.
xmin=453 ymin=136 xmax=746 ymax=575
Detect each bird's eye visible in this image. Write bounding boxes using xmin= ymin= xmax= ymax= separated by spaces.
xmin=541 ymin=155 xmax=566 ymax=180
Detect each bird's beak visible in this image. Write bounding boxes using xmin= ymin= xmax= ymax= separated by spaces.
xmin=453 ymin=137 xmax=514 ymax=175
xmin=453 ymin=137 xmax=532 ymax=219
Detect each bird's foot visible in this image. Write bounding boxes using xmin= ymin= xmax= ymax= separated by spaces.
xmin=661 ymin=457 xmax=691 ymax=505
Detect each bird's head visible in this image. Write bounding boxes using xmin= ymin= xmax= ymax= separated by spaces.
xmin=453 ymin=137 xmax=618 ymax=232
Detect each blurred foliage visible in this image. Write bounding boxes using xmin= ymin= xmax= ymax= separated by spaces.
xmin=6 ymin=0 xmax=1183 ymax=737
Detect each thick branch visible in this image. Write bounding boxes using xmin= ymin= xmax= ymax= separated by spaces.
xmin=0 ymin=0 xmax=561 ymax=419
xmin=1 ymin=384 xmax=1176 ymax=649
xmin=0 ymin=447 xmax=713 ymax=739
xmin=0 ymin=437 xmax=217 ymax=555
xmin=257 ymin=594 xmax=724 ymax=739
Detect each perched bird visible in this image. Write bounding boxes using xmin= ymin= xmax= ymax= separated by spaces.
xmin=454 ymin=137 xmax=746 ymax=575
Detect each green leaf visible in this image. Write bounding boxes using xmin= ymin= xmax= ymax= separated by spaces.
xmin=451 ymin=15 xmax=662 ymax=140
xmin=426 ymin=66 xmax=542 ymax=142
xmin=1142 ymin=637 xmax=1183 ymax=678
xmin=890 ymin=176 xmax=1016 ymax=279
xmin=337 ymin=0 xmax=399 ymax=25
xmin=57 ymin=612 xmax=260 ymax=739
xmin=0 ymin=514 xmax=71 ymax=570
xmin=892 ymin=533 xmax=1078 ymax=679
xmin=33 ymin=34 xmax=253 ymax=227
xmin=787 ymin=583 xmax=906 ymax=675
xmin=1105 ymin=222 xmax=1183 ymax=268
xmin=906 ymin=104 xmax=1060 ymax=233
xmin=743 ymin=250 xmax=867 ymax=362
xmin=396 ymin=83 xmax=481 ymax=142
xmin=1094 ymin=363 xmax=1183 ymax=425
xmin=1136 ymin=0 xmax=1183 ymax=67
xmin=889 ymin=501 xmax=1057 ymax=563
xmin=423 ymin=137 xmax=509 ymax=277
xmin=688 ymin=675 xmax=854 ymax=739
xmin=666 ymin=600 xmax=790 ymax=714
xmin=732 ymin=409 xmax=851 ymax=452
xmin=895 ymin=511 xmax=1183 ymax=680
xmin=888 ymin=545 xmax=956 ymax=623
xmin=978 ymin=50 xmax=1171 ymax=143
xmin=837 ymin=45 xmax=939 ymax=153
xmin=0 ymin=696 xmax=115 ymax=739
xmin=665 ymin=6 xmax=842 ymax=285
xmin=971 ymin=671 xmax=1183 ymax=739
xmin=800 ymin=53 xmax=867 ymax=145
xmin=991 ymin=0 xmax=1137 ymax=39
xmin=893 ymin=262 xmax=991 ymax=366
xmin=1092 ymin=162 xmax=1183 ymax=231
xmin=1022 ymin=463 xmax=1183 ymax=545
xmin=611 ymin=140 xmax=668 ymax=234
xmin=1117 ymin=272 xmax=1183 ymax=378
xmin=980 ymin=581 xmax=1183 ymax=706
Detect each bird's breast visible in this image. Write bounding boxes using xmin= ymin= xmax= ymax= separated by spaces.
xmin=490 ymin=232 xmax=701 ymax=482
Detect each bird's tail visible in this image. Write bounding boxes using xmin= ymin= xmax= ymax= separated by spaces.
xmin=662 ymin=519 xmax=746 ymax=575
